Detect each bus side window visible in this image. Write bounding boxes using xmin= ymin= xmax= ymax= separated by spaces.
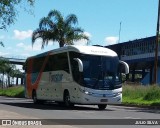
xmin=49 ymin=53 xmax=70 ymax=73
xmin=45 ymin=60 xmax=52 ymax=72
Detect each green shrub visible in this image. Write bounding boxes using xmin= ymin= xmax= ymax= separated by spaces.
xmin=143 ymin=86 xmax=160 ymax=101
xmin=123 ymin=84 xmax=160 ymax=106
xmin=0 ymin=86 xmax=25 ymax=98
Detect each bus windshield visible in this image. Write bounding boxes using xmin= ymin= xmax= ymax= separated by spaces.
xmin=80 ymin=55 xmax=121 ymax=90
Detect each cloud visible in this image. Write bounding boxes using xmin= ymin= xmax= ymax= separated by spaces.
xmin=48 ymin=40 xmax=54 ymax=46
xmin=74 ymin=32 xmax=92 ymax=46
xmin=83 ymin=32 xmax=92 ymax=38
xmin=17 ymin=42 xmax=24 ymax=47
xmin=16 ymin=39 xmax=59 ymax=58
xmin=105 ymin=36 xmax=119 ymax=45
xmin=0 ymin=52 xmax=10 ymax=56
xmin=16 ymin=40 xmax=42 ymax=51
xmin=13 ymin=30 xmax=33 ymax=40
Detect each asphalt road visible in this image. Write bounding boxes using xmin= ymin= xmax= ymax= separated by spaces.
xmin=0 ymin=96 xmax=160 ymax=128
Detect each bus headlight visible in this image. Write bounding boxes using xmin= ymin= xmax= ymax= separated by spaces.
xmin=113 ymin=92 xmax=122 ymax=97
xmin=79 ymin=88 xmax=93 ymax=95
xmin=84 ymin=91 xmax=93 ymax=95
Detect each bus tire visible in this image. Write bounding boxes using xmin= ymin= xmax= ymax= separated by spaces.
xmin=98 ymin=104 xmax=107 ymax=110
xmin=56 ymin=102 xmax=64 ymax=106
xmin=32 ymin=90 xmax=39 ymax=104
xmin=64 ymin=91 xmax=74 ymax=107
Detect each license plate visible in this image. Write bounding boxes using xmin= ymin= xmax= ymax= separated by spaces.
xmin=100 ymin=99 xmax=108 ymax=102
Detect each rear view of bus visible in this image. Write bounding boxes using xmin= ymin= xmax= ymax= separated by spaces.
xmin=24 ymin=45 xmax=129 ymax=110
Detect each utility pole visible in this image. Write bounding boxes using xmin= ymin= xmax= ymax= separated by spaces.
xmin=153 ymin=0 xmax=160 ymax=84
xmin=118 ymin=22 xmax=122 ymax=43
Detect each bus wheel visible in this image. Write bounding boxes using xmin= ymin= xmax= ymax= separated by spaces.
xmin=98 ymin=104 xmax=107 ymax=110
xmin=64 ymin=91 xmax=74 ymax=107
xmin=32 ymin=90 xmax=38 ymax=104
xmin=56 ymin=102 xmax=64 ymax=106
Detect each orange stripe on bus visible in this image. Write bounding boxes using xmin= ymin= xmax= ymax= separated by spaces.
xmin=26 ymin=52 xmax=51 ymax=98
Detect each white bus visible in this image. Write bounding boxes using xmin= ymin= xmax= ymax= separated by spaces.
xmin=24 ymin=45 xmax=129 ymax=110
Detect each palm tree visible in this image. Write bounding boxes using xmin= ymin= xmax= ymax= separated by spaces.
xmin=5 ymin=64 xmax=16 ymax=87
xmin=0 ymin=58 xmax=9 ymax=88
xmin=0 ymin=58 xmax=18 ymax=87
xmin=0 ymin=41 xmax=4 ymax=47
xmin=32 ymin=10 xmax=89 ymax=48
xmin=0 ymin=58 xmax=5 ymax=88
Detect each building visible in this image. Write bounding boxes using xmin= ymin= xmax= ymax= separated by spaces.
xmin=106 ymin=36 xmax=160 ymax=85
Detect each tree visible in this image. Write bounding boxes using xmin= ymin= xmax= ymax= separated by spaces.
xmin=32 ymin=10 xmax=89 ymax=48
xmin=0 ymin=0 xmax=35 ymax=30
xmin=0 ymin=0 xmax=35 ymax=47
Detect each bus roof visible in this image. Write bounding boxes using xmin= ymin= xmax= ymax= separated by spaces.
xmin=27 ymin=45 xmax=117 ymax=59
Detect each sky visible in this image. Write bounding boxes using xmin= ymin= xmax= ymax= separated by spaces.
xmin=0 ymin=0 xmax=159 ymax=59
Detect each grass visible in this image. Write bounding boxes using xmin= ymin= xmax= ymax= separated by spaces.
xmin=0 ymin=86 xmax=25 ymax=98
xmin=122 ymin=84 xmax=160 ymax=106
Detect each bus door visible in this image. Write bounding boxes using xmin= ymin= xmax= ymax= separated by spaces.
xmin=49 ymin=71 xmax=63 ymax=101
xmin=70 ymin=59 xmax=83 ymax=101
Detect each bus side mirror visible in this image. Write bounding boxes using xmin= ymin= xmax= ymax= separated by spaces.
xmin=119 ymin=61 xmax=129 ymax=74
xmin=73 ymin=58 xmax=83 ymax=72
